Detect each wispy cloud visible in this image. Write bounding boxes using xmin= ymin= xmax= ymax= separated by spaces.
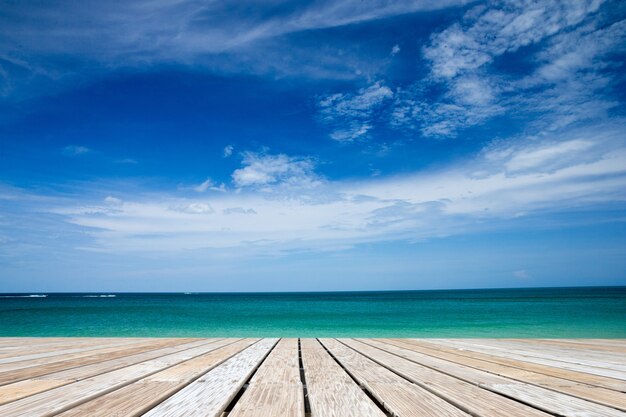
xmin=0 ymin=0 xmax=469 ymax=99
xmin=190 ymin=178 xmax=226 ymax=193
xmin=223 ymin=145 xmax=234 ymax=158
xmin=62 ymin=145 xmax=91 ymax=156
xmin=232 ymin=151 xmax=321 ymax=189
xmin=5 ymin=121 xmax=623 ymax=255
xmin=513 ymin=269 xmax=530 ymax=279
xmin=388 ymin=0 xmax=624 ymax=138
xmin=114 ymin=158 xmax=138 ymax=164
xmin=318 ymin=81 xmax=393 ymax=141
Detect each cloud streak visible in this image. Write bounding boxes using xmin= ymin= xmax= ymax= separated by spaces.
xmin=4 ymin=121 xmax=622 ymax=255
xmin=318 ymin=82 xmax=393 ymax=141
xmin=0 ymin=0 xmax=469 ymax=99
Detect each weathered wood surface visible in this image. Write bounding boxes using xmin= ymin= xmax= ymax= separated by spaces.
xmin=301 ymin=338 xmax=388 ymax=417
xmin=57 ymin=339 xmax=257 ymax=417
xmin=143 ymin=338 xmax=278 ymax=417
xmin=360 ymin=339 xmax=624 ymax=417
xmin=228 ymin=338 xmax=304 ymax=417
xmin=319 ymin=338 xmax=471 ymax=417
xmin=0 ymin=337 xmax=622 ymax=417
xmin=385 ymin=338 xmax=626 ymax=410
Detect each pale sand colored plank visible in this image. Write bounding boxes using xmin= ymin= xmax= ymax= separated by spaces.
xmin=0 ymin=338 xmax=233 ymax=417
xmin=0 ymin=338 xmax=196 ymax=386
xmin=0 ymin=339 xmax=220 ymax=404
xmin=228 ymin=338 xmax=304 ymax=417
xmin=301 ymin=338 xmax=386 ymax=417
xmin=419 ymin=339 xmax=626 ymax=392
xmin=342 ymin=339 xmax=552 ymax=417
xmin=364 ymin=339 xmax=625 ymax=417
xmin=247 ymin=338 xmax=301 ymax=385
xmin=319 ymin=338 xmax=470 ymax=417
xmin=228 ymin=384 xmax=304 ymax=417
xmin=434 ymin=339 xmax=626 ymax=379
xmin=57 ymin=339 xmax=258 ymax=417
xmin=460 ymin=339 xmax=626 ymax=367
xmin=0 ymin=338 xmax=147 ymax=365
xmin=505 ymin=339 xmax=626 ymax=354
xmin=550 ymin=339 xmax=626 ymax=349
xmin=0 ymin=340 xmax=218 ymax=409
xmin=0 ymin=338 xmax=149 ymax=358
xmin=143 ymin=338 xmax=278 ymax=417
xmin=388 ymin=338 xmax=626 ymax=411
xmin=0 ymin=338 xmax=118 ymax=360
xmin=0 ymin=339 xmax=103 ymax=352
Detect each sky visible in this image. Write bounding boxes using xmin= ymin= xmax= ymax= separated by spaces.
xmin=0 ymin=0 xmax=625 ymax=292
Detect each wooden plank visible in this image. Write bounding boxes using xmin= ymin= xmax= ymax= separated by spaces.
xmin=342 ymin=339 xmax=552 ymax=417
xmin=460 ymin=339 xmax=626 ymax=367
xmin=550 ymin=339 xmax=626 ymax=349
xmin=0 ymin=338 xmax=146 ymax=365
xmin=415 ymin=339 xmax=626 ymax=392
xmin=431 ymin=339 xmax=626 ymax=379
xmin=300 ymin=338 xmax=387 ymax=417
xmin=319 ymin=338 xmax=470 ymax=417
xmin=57 ymin=339 xmax=258 ymax=417
xmin=507 ymin=339 xmax=626 ymax=354
xmin=0 ymin=339 xmax=220 ymax=404
xmin=0 ymin=339 xmax=232 ymax=416
xmin=228 ymin=338 xmax=304 ymax=417
xmin=386 ymin=338 xmax=626 ymax=411
xmin=0 ymin=339 xmax=102 ymax=352
xmin=363 ymin=339 xmax=625 ymax=417
xmin=143 ymin=338 xmax=278 ymax=417
xmin=0 ymin=338 xmax=149 ymax=358
xmin=0 ymin=339 xmax=195 ymax=385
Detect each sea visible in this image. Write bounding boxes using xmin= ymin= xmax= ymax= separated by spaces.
xmin=0 ymin=286 xmax=624 ymax=337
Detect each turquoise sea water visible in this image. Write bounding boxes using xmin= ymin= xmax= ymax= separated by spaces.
xmin=0 ymin=287 xmax=624 ymax=337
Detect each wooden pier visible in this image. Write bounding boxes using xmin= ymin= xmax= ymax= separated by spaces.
xmin=0 ymin=337 xmax=624 ymax=416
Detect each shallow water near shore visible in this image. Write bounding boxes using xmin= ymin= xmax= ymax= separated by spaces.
xmin=0 ymin=286 xmax=624 ymax=337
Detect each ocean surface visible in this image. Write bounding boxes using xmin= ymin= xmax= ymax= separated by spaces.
xmin=0 ymin=287 xmax=624 ymax=337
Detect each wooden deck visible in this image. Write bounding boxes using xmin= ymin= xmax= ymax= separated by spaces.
xmin=0 ymin=338 xmax=624 ymax=416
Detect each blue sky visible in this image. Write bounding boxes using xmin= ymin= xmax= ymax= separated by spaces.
xmin=1 ymin=0 xmax=625 ymax=292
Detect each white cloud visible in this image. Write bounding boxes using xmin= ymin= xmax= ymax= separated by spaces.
xmin=390 ymin=44 xmax=400 ymax=56
xmin=232 ymin=152 xmax=320 ymax=189
xmin=62 ymin=145 xmax=90 ymax=156
xmin=513 ymin=269 xmax=530 ymax=279
xmin=171 ymin=202 xmax=214 ymax=214
xmin=104 ymin=196 xmax=122 ymax=205
xmin=223 ymin=145 xmax=234 ymax=158
xmin=390 ymin=0 xmax=622 ymax=138
xmin=423 ymin=0 xmax=603 ymax=80
xmin=223 ymin=207 xmax=256 ymax=215
xmin=503 ymin=139 xmax=594 ymax=173
xmin=115 ymin=158 xmax=138 ymax=164
xmin=318 ymin=81 xmax=393 ymax=141
xmin=35 ymin=122 xmax=626 ymax=254
xmin=191 ymin=178 xmax=226 ymax=193
xmin=0 ymin=0 xmax=470 ymax=98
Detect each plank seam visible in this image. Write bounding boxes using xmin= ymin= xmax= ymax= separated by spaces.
xmin=356 ymin=339 xmax=566 ymax=417
xmin=405 ymin=339 xmax=626 ymax=392
xmin=298 ymin=338 xmax=311 ymax=417
xmin=130 ymin=338 xmax=261 ymax=417
xmin=389 ymin=339 xmax=626 ymax=411
xmin=337 ymin=339 xmax=486 ymax=417
xmin=0 ymin=339 xmax=226 ymax=407
xmin=318 ymin=339 xmax=393 ymax=417
xmin=40 ymin=339 xmax=243 ymax=417
xmin=221 ymin=338 xmax=280 ymax=417
xmin=0 ymin=338 xmax=201 ymax=387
